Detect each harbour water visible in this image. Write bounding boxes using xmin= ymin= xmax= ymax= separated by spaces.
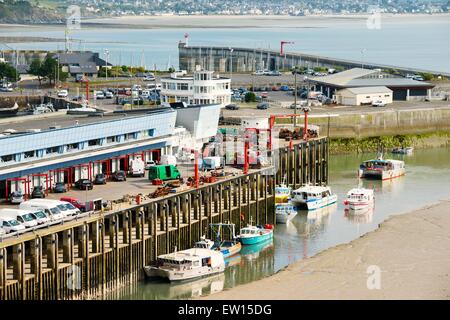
xmin=110 ymin=146 xmax=450 ymax=300
xmin=1 ymin=15 xmax=450 ymax=73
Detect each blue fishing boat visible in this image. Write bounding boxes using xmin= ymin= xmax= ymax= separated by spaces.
xmin=195 ymin=223 xmax=241 ymax=259
xmin=237 ymin=219 xmax=274 ymax=245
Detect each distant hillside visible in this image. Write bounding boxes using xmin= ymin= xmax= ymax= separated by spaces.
xmin=0 ymin=0 xmax=64 ymax=24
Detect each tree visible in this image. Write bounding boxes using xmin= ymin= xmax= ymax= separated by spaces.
xmin=245 ymin=91 xmax=256 ymax=103
xmin=41 ymin=56 xmax=59 ymax=84
xmin=0 ymin=62 xmax=18 ymax=82
xmin=28 ymin=58 xmax=45 ymax=85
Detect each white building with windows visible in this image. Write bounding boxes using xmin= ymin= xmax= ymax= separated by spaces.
xmin=160 ymin=68 xmax=231 ymax=107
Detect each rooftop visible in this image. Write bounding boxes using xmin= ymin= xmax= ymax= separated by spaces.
xmin=342 ymin=86 xmax=392 ymax=94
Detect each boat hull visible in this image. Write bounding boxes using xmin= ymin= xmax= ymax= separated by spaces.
xmin=360 ymin=168 xmax=405 ymax=180
xmin=220 ymin=242 xmax=242 ymax=259
xmin=144 ymin=265 xmax=225 ymax=282
xmin=276 ymin=210 xmax=298 ymax=224
xmin=292 ymin=194 xmax=338 ymax=211
xmin=239 ymin=230 xmax=273 ymax=245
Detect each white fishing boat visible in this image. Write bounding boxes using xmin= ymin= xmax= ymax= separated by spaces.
xmin=344 ymin=188 xmax=374 ymax=211
xmin=275 ymin=202 xmax=297 ymax=224
xmin=144 ymin=247 xmax=225 ymax=282
xmin=359 ymin=156 xmax=405 ymax=180
xmin=291 ymin=185 xmax=338 ymax=210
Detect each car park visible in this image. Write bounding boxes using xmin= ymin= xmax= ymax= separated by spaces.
xmin=94 ymin=173 xmax=107 ymax=185
xmin=75 ymin=179 xmax=93 ymax=190
xmin=9 ymin=191 xmax=24 ymax=204
xmin=31 ymin=186 xmax=45 ymax=198
xmin=57 ymin=90 xmax=68 ymax=98
xmin=257 ymin=102 xmax=269 ymax=110
xmin=0 ymin=209 xmax=39 ymax=228
xmin=112 ymin=171 xmax=127 ymax=181
xmin=94 ymin=91 xmax=105 ymax=99
xmin=225 ymin=104 xmax=240 ymax=110
xmin=53 ymin=182 xmax=67 ymax=193
xmin=20 ymin=200 xmax=65 ymax=221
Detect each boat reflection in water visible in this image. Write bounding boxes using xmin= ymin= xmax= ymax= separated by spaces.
xmin=344 ymin=206 xmax=374 ymax=224
xmin=240 ymin=238 xmax=274 ymax=261
xmin=361 ymin=176 xmax=405 ymax=196
xmin=305 ymin=202 xmax=337 ymax=230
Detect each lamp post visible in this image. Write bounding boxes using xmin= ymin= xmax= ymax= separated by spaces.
xmin=104 ymin=49 xmax=109 ymax=81
xmin=293 ymin=66 xmax=298 ymax=127
xmin=361 ymin=48 xmax=366 ymax=69
xmin=229 ymin=47 xmax=234 ymax=80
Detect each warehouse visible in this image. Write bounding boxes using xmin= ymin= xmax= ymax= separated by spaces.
xmin=334 ymin=86 xmax=393 ymax=106
xmin=0 ymin=104 xmax=221 ymax=200
xmin=310 ymin=68 xmax=434 ymax=101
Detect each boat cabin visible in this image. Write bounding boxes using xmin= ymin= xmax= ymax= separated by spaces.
xmin=361 ymin=159 xmax=404 ymax=171
xmin=293 ymin=187 xmax=331 ymax=200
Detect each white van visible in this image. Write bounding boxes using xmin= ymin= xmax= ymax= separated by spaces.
xmin=0 ymin=217 xmax=26 ymax=233
xmin=50 ymin=200 xmax=81 ymax=217
xmin=0 ymin=208 xmax=38 ymax=228
xmin=31 ymin=209 xmax=51 ymax=225
xmin=20 ymin=200 xmax=65 ymax=221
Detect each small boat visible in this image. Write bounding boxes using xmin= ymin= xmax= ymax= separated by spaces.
xmin=275 ymin=202 xmax=297 ymax=224
xmin=0 ymin=102 xmax=19 ymax=116
xmin=291 ymin=184 xmax=338 ymax=210
xmin=275 ymin=184 xmax=292 ymax=203
xmin=195 ymin=223 xmax=242 ymax=259
xmin=359 ymin=155 xmax=405 ymax=180
xmin=344 ymin=188 xmax=374 ymax=211
xmin=237 ymin=220 xmax=274 ymax=245
xmin=143 ymin=248 xmax=225 ymax=282
xmin=392 ymin=147 xmax=413 ymax=155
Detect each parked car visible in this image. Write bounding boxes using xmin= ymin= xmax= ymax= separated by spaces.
xmin=260 ymin=92 xmax=268 ymax=98
xmin=143 ymin=75 xmax=155 ymax=81
xmin=289 ymin=101 xmax=308 ymax=109
xmin=257 ymin=102 xmax=269 ymax=110
xmin=253 ymin=70 xmax=266 ymax=76
xmin=111 ymin=171 xmax=127 ymax=181
xmin=104 ymin=91 xmax=114 ymax=99
xmin=75 ymin=179 xmax=93 ymax=190
xmin=9 ymin=191 xmax=24 ymax=204
xmin=94 ymin=173 xmax=107 ymax=185
xmin=94 ymin=91 xmax=105 ymax=99
xmin=72 ymin=95 xmax=84 ymax=102
xmin=145 ymin=160 xmax=156 ymax=170
xmin=268 ymin=71 xmax=282 ymax=76
xmin=57 ymin=90 xmax=68 ymax=98
xmin=60 ymin=197 xmax=87 ymax=212
xmin=31 ymin=186 xmax=45 ymax=199
xmin=280 ymin=85 xmax=290 ymax=91
xmin=225 ymin=104 xmax=240 ymax=110
xmin=271 ymin=86 xmax=280 ymax=91
xmin=412 ymin=75 xmax=424 ymax=81
xmin=372 ymin=100 xmax=386 ymax=107
xmin=53 ymin=182 xmax=67 ymax=193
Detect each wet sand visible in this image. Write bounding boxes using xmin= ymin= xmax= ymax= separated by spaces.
xmin=201 ymin=199 xmax=450 ymax=300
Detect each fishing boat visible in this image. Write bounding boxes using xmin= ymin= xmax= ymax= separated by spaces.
xmin=0 ymin=102 xmax=19 ymax=116
xmin=291 ymin=185 xmax=338 ymax=210
xmin=275 ymin=184 xmax=292 ymax=203
xmin=392 ymin=147 xmax=413 ymax=155
xmin=275 ymin=202 xmax=297 ymax=224
xmin=344 ymin=188 xmax=374 ymax=211
xmin=359 ymin=155 xmax=405 ymax=180
xmin=195 ymin=223 xmax=241 ymax=259
xmin=237 ymin=219 xmax=274 ymax=245
xmin=143 ymin=247 xmax=225 ymax=282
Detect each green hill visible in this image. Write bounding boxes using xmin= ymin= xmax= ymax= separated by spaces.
xmin=0 ymin=0 xmax=64 ymax=24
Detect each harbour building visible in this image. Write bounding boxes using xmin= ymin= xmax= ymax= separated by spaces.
xmin=0 ymin=105 xmax=221 ymax=200
xmin=160 ymin=68 xmax=231 ymax=107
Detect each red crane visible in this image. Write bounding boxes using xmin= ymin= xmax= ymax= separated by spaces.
xmin=280 ymin=41 xmax=294 ymax=55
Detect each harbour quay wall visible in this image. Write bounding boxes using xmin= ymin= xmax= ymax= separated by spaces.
xmin=179 ymin=44 xmax=450 ymax=78
xmin=0 ymin=138 xmax=328 ymax=300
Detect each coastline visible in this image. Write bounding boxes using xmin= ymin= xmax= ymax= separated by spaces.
xmin=200 ymin=199 xmax=450 ymax=300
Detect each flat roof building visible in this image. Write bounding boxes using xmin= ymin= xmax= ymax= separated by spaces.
xmin=309 ymin=68 xmax=434 ymax=101
xmin=335 ymin=86 xmax=393 ymax=106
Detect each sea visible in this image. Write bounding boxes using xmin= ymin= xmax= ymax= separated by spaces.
xmin=0 ymin=15 xmax=449 ymax=73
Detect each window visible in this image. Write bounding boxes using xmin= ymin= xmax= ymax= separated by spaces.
xmin=88 ymin=139 xmax=100 ymax=146
xmin=1 ymin=154 xmax=13 ymax=162
xmin=24 ymin=151 xmax=35 ymax=158
xmin=67 ymin=143 xmax=78 ymax=151
xmin=46 ymin=146 xmax=59 ymax=154
xmin=148 ymin=129 xmax=155 ymax=137
xmin=107 ymin=136 xmax=117 ymax=143
xmin=177 ymin=83 xmax=189 ymax=90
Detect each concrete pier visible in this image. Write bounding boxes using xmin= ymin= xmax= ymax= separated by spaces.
xmin=0 ymin=138 xmax=328 ymax=300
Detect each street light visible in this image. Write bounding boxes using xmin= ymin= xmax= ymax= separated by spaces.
xmin=104 ymin=49 xmax=109 ymax=81
xmin=361 ymin=48 xmax=366 ymax=69
xmin=229 ymin=47 xmax=234 ymax=80
xmin=293 ymin=66 xmax=298 ymax=127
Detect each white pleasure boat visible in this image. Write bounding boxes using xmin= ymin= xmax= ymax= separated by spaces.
xmin=291 ymin=185 xmax=338 ymax=210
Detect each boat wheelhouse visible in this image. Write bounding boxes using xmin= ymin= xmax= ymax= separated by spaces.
xmin=143 ymin=248 xmax=225 ymax=282
xmin=275 ymin=203 xmax=297 ymax=224
xmin=359 ymin=158 xmax=405 ymax=180
xmin=238 ymin=222 xmax=274 ymax=245
xmin=291 ymin=185 xmax=338 ymax=210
